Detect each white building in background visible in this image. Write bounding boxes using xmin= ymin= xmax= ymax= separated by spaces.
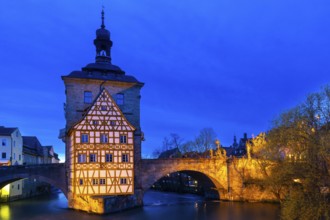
xmin=0 ymin=126 xmax=61 ymax=202
xmin=0 ymin=126 xmax=23 ymax=201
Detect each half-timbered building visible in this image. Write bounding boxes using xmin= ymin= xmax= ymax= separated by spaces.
xmin=70 ymin=89 xmax=135 ymax=195
xmin=60 ymin=9 xmax=144 ymax=212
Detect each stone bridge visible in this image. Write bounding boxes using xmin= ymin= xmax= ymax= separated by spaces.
xmin=139 ymin=158 xmax=276 ymax=202
xmin=0 ymin=163 xmax=67 ymax=197
xmin=140 ymin=158 xmax=230 ymax=199
xmin=0 ymin=158 xmax=275 ymax=203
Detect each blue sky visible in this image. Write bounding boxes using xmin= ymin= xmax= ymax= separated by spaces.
xmin=0 ymin=0 xmax=330 ymax=160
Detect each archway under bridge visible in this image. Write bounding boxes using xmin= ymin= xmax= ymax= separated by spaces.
xmin=0 ymin=163 xmax=67 ymax=198
xmin=140 ymin=158 xmax=230 ymax=200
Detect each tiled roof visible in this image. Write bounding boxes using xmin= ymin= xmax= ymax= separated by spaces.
xmin=0 ymin=126 xmax=17 ymax=136
xmin=63 ymin=70 xmax=142 ymax=84
xmin=22 ymin=136 xmax=44 ymax=156
xmin=61 ymin=61 xmax=143 ymax=85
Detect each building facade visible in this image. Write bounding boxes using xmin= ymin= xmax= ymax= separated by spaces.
xmin=0 ymin=127 xmax=23 ymax=201
xmin=0 ymin=127 xmax=60 ymax=202
xmin=60 ymin=10 xmax=144 ymax=212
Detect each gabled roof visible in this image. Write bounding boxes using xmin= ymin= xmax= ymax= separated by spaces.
xmin=71 ymin=88 xmax=136 ymax=132
xmin=43 ymin=145 xmax=54 ymax=157
xmin=0 ymin=126 xmax=17 ymax=136
xmin=22 ymin=136 xmax=44 ymax=156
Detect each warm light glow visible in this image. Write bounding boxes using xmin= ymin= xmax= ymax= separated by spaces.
xmin=1 ymin=184 xmax=10 ymax=196
xmin=0 ymin=205 xmax=10 ymax=220
xmin=293 ymin=178 xmax=301 ymax=183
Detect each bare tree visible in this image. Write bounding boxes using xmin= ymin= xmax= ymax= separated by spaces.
xmin=169 ymin=133 xmax=183 ymax=149
xmin=162 ymin=137 xmax=172 ymax=151
xmin=193 ymin=128 xmax=217 ymax=154
xmin=179 ymin=140 xmax=195 ymax=155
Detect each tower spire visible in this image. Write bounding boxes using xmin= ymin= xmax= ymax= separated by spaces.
xmin=94 ymin=7 xmax=112 ymax=63
xmin=101 ymin=6 xmax=105 ymax=29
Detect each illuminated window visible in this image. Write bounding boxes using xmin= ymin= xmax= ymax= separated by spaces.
xmin=120 ymin=135 xmax=127 ymax=144
xmin=81 ymin=134 xmax=89 ymax=143
xmin=105 ymin=154 xmax=113 ymax=162
xmin=100 ymin=134 xmax=108 ymax=143
xmin=2 ymin=139 xmax=6 ymax=146
xmin=90 ymin=154 xmax=97 ymax=162
xmin=122 ymin=154 xmax=129 ymax=163
xmin=100 ymin=179 xmax=106 ymax=185
xmin=116 ymin=93 xmax=124 ymax=105
xmin=84 ymin=91 xmax=92 ymax=104
xmin=1 ymin=152 xmax=6 ymax=159
xmin=92 ymin=179 xmax=98 ymax=185
xmin=78 ymin=154 xmax=86 ymax=163
xmin=120 ymin=178 xmax=127 ymax=185
xmin=79 ymin=179 xmax=83 ymax=185
xmin=101 ymin=105 xmax=107 ymax=111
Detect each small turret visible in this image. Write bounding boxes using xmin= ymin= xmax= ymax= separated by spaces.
xmin=94 ymin=8 xmax=113 ymax=63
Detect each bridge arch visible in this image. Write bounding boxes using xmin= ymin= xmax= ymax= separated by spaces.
xmin=140 ymin=159 xmax=229 ymax=199
xmin=0 ymin=164 xmax=67 ymax=198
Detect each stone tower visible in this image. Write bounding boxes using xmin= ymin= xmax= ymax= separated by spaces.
xmin=60 ymin=9 xmax=144 ymax=213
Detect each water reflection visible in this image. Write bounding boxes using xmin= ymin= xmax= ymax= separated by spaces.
xmin=0 ymin=204 xmax=10 ymax=220
xmin=0 ymin=190 xmax=280 ymax=220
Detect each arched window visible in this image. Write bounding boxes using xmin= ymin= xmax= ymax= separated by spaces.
xmin=100 ymin=50 xmax=106 ymax=56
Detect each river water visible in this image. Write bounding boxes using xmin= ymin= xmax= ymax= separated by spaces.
xmin=0 ymin=190 xmax=280 ymax=220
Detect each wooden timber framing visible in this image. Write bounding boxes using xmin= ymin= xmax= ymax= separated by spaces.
xmin=69 ymin=89 xmax=135 ymax=196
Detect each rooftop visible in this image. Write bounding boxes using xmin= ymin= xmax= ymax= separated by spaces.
xmin=0 ymin=126 xmax=17 ymax=136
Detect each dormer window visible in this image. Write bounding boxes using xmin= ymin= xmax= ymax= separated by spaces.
xmin=84 ymin=91 xmax=92 ymax=104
